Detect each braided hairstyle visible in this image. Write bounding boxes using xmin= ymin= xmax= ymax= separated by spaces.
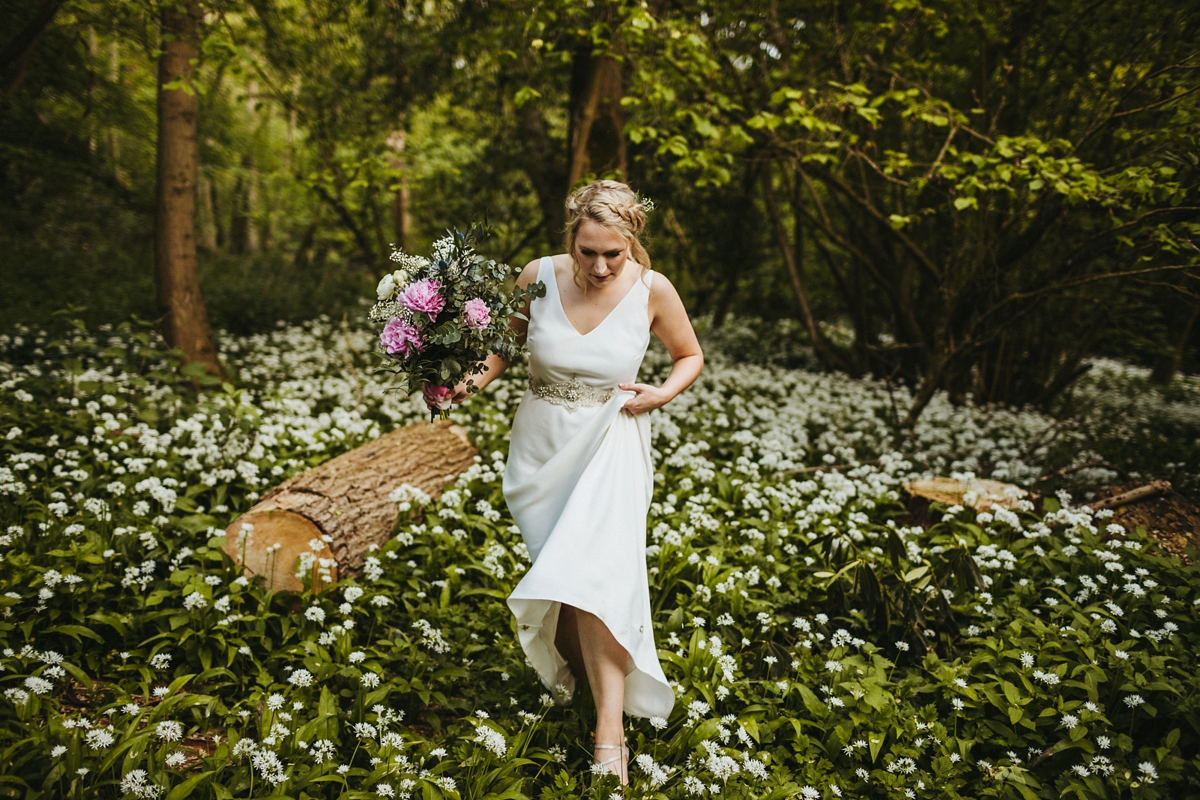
xmin=563 ymin=180 xmax=651 ymax=283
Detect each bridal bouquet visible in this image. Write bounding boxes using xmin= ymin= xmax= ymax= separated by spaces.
xmin=369 ymin=225 xmax=544 ymax=420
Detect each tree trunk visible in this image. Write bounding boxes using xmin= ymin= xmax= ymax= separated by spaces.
xmin=567 ymin=46 xmax=627 ymax=187
xmin=1150 ymin=299 xmax=1199 ymax=385
xmin=712 ymin=166 xmax=760 ymax=329
xmin=224 ymin=420 xmax=478 ymax=591
xmin=230 ymin=165 xmax=249 ymax=254
xmin=761 ymin=167 xmax=851 ymax=373
xmin=515 ymin=106 xmax=568 ymax=249
xmin=244 ymin=80 xmax=260 ymax=253
xmin=155 ymin=0 xmax=221 ymax=375
xmin=107 ymin=36 xmax=126 ymax=187
xmin=292 ymin=208 xmax=321 ymax=269
xmin=386 ymin=129 xmax=414 ymax=251
xmin=209 ymin=175 xmax=225 ymax=250
xmin=199 ymin=173 xmax=218 ymax=251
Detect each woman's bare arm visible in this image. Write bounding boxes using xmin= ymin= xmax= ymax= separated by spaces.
xmin=618 ymin=273 xmax=703 ymax=415
xmin=446 ymin=258 xmax=541 ymax=402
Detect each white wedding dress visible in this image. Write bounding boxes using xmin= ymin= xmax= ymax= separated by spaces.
xmin=503 ymin=256 xmax=674 ymax=719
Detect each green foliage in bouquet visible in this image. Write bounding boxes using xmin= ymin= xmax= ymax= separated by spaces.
xmin=368 ymin=225 xmax=545 ymax=416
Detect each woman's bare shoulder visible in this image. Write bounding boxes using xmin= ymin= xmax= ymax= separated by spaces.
xmin=517 ymin=254 xmax=571 ymax=288
xmin=648 ymin=270 xmax=681 ymax=304
xmin=516 ymin=257 xmax=545 ymax=289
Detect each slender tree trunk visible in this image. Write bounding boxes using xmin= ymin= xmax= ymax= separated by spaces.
xmin=567 ymin=46 xmax=627 ymax=187
xmin=209 ymin=176 xmax=225 ymax=250
xmin=244 ymin=80 xmax=260 ymax=253
xmin=712 ymin=167 xmax=761 ymax=329
xmin=387 ymin=129 xmax=414 ymax=251
xmin=292 ymin=208 xmax=321 ymax=269
xmin=230 ymin=160 xmax=251 ymax=254
xmin=155 ymin=0 xmax=220 ymax=375
xmin=199 ymin=173 xmax=218 ymax=251
xmin=1150 ymin=300 xmax=1199 ymax=385
xmin=246 ymin=170 xmax=259 ymax=253
xmin=107 ymin=36 xmax=126 ymax=187
xmin=87 ymin=26 xmax=99 ymax=154
xmin=762 ymin=168 xmax=851 ymax=373
xmin=515 ymin=106 xmax=568 ymax=249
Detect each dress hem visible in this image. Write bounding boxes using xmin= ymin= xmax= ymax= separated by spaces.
xmin=507 ymin=591 xmax=675 ymax=720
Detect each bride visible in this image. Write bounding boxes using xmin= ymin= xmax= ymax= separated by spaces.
xmin=432 ymin=180 xmax=703 ymax=784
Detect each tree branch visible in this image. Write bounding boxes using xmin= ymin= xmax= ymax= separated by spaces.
xmin=761 ymin=167 xmax=852 ymax=373
xmin=810 ymin=164 xmax=944 ymax=282
xmin=312 ymin=184 xmax=376 ymax=266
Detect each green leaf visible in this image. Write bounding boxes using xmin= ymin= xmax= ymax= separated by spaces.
xmin=869 ymin=734 xmax=885 ymax=763
xmin=796 ymin=684 xmax=826 ymax=716
xmin=46 ymin=624 xmax=104 ymax=643
xmin=167 ymin=772 xmax=213 ymax=800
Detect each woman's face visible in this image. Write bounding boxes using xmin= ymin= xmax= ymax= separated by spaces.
xmin=573 ymin=219 xmax=631 ymax=289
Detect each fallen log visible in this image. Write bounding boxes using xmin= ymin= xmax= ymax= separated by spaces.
xmin=1088 ymin=480 xmax=1200 ymax=564
xmin=1088 ymin=480 xmax=1172 ymax=511
xmin=903 ymin=477 xmax=1030 ymax=513
xmin=224 ymin=420 xmax=477 ymax=592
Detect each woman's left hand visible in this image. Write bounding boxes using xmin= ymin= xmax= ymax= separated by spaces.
xmin=618 ymin=383 xmax=670 ymax=416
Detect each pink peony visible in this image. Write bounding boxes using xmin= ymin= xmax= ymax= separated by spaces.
xmin=398 ymin=278 xmax=445 ymax=319
xmin=463 ymin=297 xmax=491 ymax=330
xmin=380 ymin=318 xmax=424 ymax=357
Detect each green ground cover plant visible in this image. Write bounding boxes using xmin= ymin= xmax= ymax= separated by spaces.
xmin=0 ymin=317 xmax=1197 ymax=799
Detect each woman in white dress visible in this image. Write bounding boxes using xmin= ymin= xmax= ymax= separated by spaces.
xmin=435 ymin=181 xmax=703 ymax=784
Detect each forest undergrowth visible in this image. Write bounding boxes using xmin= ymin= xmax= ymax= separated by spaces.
xmin=0 ymin=315 xmax=1197 ymax=799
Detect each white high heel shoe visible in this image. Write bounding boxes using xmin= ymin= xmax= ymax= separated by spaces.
xmin=593 ymin=742 xmax=628 ymax=785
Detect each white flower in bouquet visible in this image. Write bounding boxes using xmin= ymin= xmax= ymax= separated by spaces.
xmin=375 ymin=273 xmax=396 ymax=301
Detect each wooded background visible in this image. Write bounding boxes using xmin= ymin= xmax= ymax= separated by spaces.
xmin=2 ymin=0 xmax=1197 ymax=422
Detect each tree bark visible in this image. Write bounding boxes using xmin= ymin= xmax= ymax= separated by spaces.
xmin=712 ymin=166 xmax=760 ymax=329
xmin=245 ymin=80 xmax=260 ymax=254
xmin=761 ymin=167 xmax=851 ymax=373
xmin=567 ymin=46 xmax=627 ymax=187
xmin=230 ymin=167 xmax=249 ymax=254
xmin=1150 ymin=299 xmax=1198 ymax=385
xmin=387 ymin=129 xmax=414 ymax=251
xmin=515 ymin=105 xmax=568 ymax=249
xmin=224 ymin=421 xmax=478 ymax=591
xmin=208 ymin=175 xmax=225 ymax=250
xmin=199 ymin=174 xmax=218 ymax=251
xmin=155 ymin=0 xmax=221 ymax=375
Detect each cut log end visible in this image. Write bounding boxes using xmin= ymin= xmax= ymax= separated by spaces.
xmin=224 ymin=510 xmax=338 ymax=594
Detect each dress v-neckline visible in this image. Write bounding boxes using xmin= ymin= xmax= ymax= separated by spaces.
xmin=548 ymin=258 xmax=643 ymax=338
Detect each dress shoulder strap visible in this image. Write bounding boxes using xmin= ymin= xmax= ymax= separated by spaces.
xmin=537 ymin=256 xmax=559 ymax=299
xmin=639 ymin=270 xmax=654 ymax=308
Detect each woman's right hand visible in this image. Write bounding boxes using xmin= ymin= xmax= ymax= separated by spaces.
xmin=422 ymin=382 xmax=470 ymax=411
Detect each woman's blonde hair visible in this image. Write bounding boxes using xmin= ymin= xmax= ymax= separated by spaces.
xmin=564 ymin=180 xmax=651 ymax=278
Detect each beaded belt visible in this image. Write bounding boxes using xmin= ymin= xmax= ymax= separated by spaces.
xmin=529 ymin=376 xmax=616 ymax=410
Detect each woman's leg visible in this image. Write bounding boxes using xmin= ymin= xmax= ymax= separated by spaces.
xmin=575 ymin=608 xmax=629 ymax=784
xmin=554 ymin=604 xmax=587 ymax=681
